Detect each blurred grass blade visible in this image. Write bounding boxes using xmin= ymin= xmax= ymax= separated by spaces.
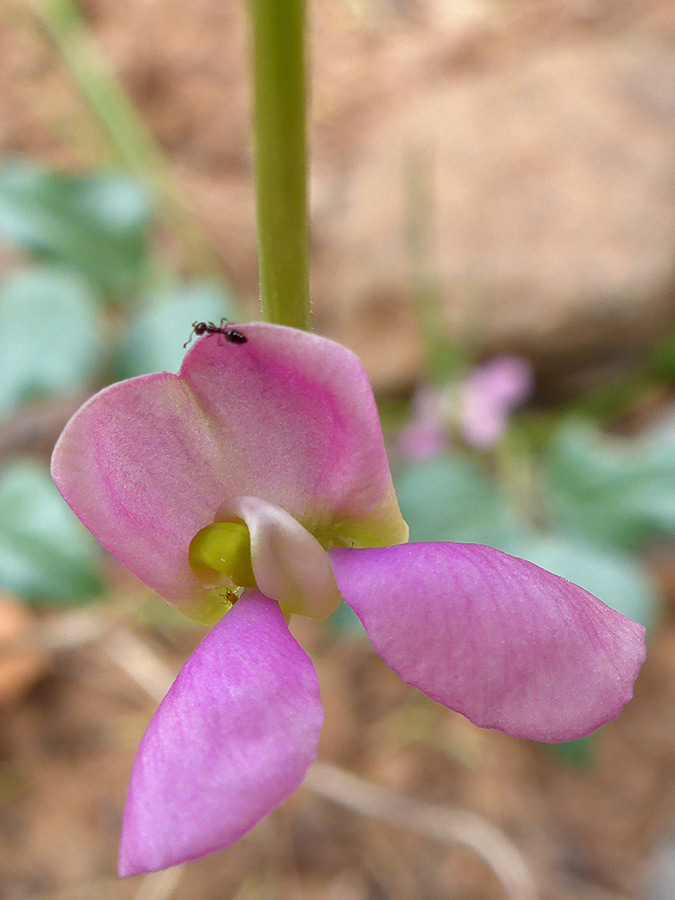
xmin=34 ymin=0 xmax=223 ymax=279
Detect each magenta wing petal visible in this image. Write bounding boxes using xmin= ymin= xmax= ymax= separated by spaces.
xmin=119 ymin=593 xmax=323 ymax=876
xmin=330 ymin=543 xmax=646 ymax=742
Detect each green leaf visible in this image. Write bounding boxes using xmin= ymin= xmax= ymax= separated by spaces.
xmin=395 ymin=455 xmax=515 ymax=545
xmin=0 ymin=161 xmax=151 ymax=295
xmin=116 ymin=282 xmax=238 ymax=377
xmin=0 ymin=268 xmax=100 ymax=417
xmin=547 ymin=420 xmax=675 ymax=549
xmin=650 ymin=330 xmax=675 ymax=378
xmin=547 ymin=731 xmax=600 ymax=768
xmin=0 ymin=460 xmax=104 ymax=603
xmin=496 ymin=530 xmax=660 ymax=629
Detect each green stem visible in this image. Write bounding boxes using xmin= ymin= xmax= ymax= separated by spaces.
xmin=35 ymin=0 xmax=222 ymax=281
xmin=247 ymin=0 xmax=310 ymax=330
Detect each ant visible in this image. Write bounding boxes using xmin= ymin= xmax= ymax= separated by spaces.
xmin=184 ymin=318 xmax=248 ymax=349
xmin=223 ymin=586 xmax=241 ymax=606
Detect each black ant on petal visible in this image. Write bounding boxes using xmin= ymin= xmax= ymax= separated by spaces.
xmin=184 ymin=318 xmax=248 ymax=349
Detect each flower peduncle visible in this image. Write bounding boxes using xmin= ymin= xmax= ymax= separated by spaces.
xmin=246 ymin=0 xmax=311 ymax=331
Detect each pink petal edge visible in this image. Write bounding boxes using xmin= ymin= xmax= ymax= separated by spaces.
xmin=119 ymin=593 xmax=323 ymax=876
xmin=330 ymin=543 xmax=646 ymax=742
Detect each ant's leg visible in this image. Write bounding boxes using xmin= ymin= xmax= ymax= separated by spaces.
xmin=183 ymin=321 xmax=204 ymax=349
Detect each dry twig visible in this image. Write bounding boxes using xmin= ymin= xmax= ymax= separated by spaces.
xmin=305 ymin=761 xmax=537 ymax=900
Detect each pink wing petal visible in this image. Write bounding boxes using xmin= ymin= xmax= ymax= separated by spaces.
xmin=119 ymin=593 xmax=323 ymax=876
xmin=52 ymin=325 xmax=406 ymax=616
xmin=330 ymin=543 xmax=646 ymax=742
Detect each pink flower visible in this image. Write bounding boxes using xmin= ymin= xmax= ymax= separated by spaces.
xmin=460 ymin=356 xmax=534 ymax=449
xmin=399 ymin=356 xmax=534 ymax=460
xmin=51 ymin=324 xmax=645 ymax=876
xmin=398 ymin=387 xmax=448 ymax=459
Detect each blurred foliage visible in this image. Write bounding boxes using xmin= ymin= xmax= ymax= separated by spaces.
xmin=396 ymin=418 xmax=674 ymax=632
xmin=395 ymin=456 xmax=514 ymax=546
xmin=0 ymin=160 xmax=237 ymax=607
xmin=117 ymin=282 xmax=236 ymax=378
xmin=0 ymin=267 xmax=101 ymax=416
xmin=0 ymin=460 xmax=103 ymax=603
xmin=548 ymin=419 xmax=675 ymax=550
xmin=0 ymin=160 xmax=152 ymax=296
xmin=651 ymin=332 xmax=675 ymax=379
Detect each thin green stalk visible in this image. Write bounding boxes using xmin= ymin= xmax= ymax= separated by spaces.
xmin=247 ymin=0 xmax=310 ymax=330
xmin=35 ymin=0 xmax=222 ymax=280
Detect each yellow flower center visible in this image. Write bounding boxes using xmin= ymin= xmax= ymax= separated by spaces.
xmin=188 ymin=521 xmax=257 ymax=589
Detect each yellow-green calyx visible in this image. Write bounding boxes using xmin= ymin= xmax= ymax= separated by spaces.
xmin=189 ymin=521 xmax=257 ymax=589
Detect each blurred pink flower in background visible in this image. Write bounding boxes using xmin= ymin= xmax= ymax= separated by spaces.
xmin=399 ymin=356 xmax=534 ymax=459
xmin=459 ymin=356 xmax=534 ymax=448
xmin=398 ymin=387 xmax=449 ymax=459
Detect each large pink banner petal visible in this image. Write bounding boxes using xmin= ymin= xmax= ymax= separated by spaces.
xmin=330 ymin=543 xmax=646 ymax=742
xmin=52 ymin=325 xmax=406 ymax=614
xmin=180 ymin=324 xmax=406 ymax=546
